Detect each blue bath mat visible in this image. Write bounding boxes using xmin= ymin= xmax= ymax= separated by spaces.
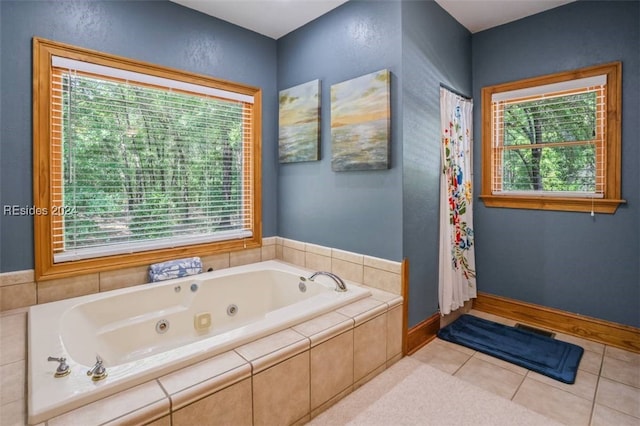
xmin=437 ymin=314 xmax=583 ymax=384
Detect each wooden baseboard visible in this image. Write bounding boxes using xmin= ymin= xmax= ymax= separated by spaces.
xmin=406 ymin=312 xmax=440 ymax=355
xmin=474 ymin=292 xmax=640 ymax=353
xmin=401 ymin=258 xmax=409 ymax=355
xmin=401 ymin=258 xmax=440 ymax=356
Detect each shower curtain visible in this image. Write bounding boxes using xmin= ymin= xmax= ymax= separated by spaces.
xmin=438 ymin=87 xmax=476 ymax=315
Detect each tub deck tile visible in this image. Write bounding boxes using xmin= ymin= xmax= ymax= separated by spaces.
xmin=368 ymin=288 xmax=403 ymax=307
xmin=158 ymin=350 xmax=251 ymax=410
xmin=336 ymin=297 xmax=387 ymax=326
xmin=292 ymin=311 xmax=354 ymax=348
xmin=235 ymin=328 xmax=310 ymax=374
xmin=249 ymin=337 xmax=311 ymax=375
xmin=47 ymin=381 xmax=169 ymax=426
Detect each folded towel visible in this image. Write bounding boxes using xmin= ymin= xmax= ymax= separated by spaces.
xmin=148 ymin=257 xmax=202 ymax=282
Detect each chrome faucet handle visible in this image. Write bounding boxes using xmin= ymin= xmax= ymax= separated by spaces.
xmin=47 ymin=356 xmax=71 ymax=377
xmin=86 ymin=355 xmax=108 ymax=381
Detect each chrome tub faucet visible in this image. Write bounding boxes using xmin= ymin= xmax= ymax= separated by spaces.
xmin=309 ymin=271 xmax=347 ymax=292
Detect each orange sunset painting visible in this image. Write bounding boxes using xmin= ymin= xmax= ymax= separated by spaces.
xmin=278 ymin=79 xmax=320 ymax=163
xmin=331 ymin=69 xmax=390 ymax=171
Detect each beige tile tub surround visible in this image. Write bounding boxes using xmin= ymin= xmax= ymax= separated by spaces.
xmin=275 ymin=238 xmax=403 ymax=296
xmin=158 ymin=350 xmax=251 ymax=411
xmin=0 ymin=235 xmax=400 ymax=313
xmin=36 ymin=273 xmax=100 ymax=304
xmin=0 ymin=236 xmax=403 ymax=424
xmin=46 ymin=381 xmax=170 ymax=426
xmin=159 ymin=351 xmax=253 ymax=426
xmin=0 ymin=309 xmax=28 ymax=426
xmin=0 ymin=241 xmax=276 ymax=312
xmin=353 ymin=312 xmax=388 ymax=385
xmin=99 ymin=265 xmax=149 ymax=293
xmin=2 ymin=288 xmax=402 ymax=425
xmin=172 ymin=377 xmax=253 ymax=426
xmin=0 ymin=270 xmax=36 ymax=311
xmin=308 ymin=330 xmax=354 ymax=411
xmin=235 ymin=328 xmax=310 ymax=374
xmin=253 ymin=351 xmax=311 ymax=426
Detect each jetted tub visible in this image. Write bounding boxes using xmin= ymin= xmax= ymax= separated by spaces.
xmin=28 ymin=260 xmax=370 ymax=424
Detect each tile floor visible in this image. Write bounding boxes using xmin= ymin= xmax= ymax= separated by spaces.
xmin=412 ymin=309 xmax=640 ymax=426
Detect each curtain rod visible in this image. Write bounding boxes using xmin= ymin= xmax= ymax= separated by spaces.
xmin=440 ymin=83 xmax=472 ymax=100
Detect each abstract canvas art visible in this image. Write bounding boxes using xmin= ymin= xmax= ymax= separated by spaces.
xmin=331 ymin=69 xmax=390 ymax=171
xmin=278 ymin=79 xmax=321 ymax=163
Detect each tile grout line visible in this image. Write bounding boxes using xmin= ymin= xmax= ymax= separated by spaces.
xmin=509 ymin=369 xmax=529 ymax=402
xmin=450 ymin=349 xmax=476 ymax=376
xmin=587 ymin=346 xmax=606 ymax=426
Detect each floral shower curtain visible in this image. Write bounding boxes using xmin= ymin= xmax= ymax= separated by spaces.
xmin=438 ymin=87 xmax=476 ymax=315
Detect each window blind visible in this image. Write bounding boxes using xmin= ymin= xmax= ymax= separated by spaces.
xmin=51 ymin=58 xmax=254 ymax=262
xmin=491 ymin=75 xmax=606 ymax=197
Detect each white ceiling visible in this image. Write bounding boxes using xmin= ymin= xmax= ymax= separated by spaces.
xmin=435 ymin=0 xmax=575 ymax=33
xmin=170 ymin=0 xmax=576 ymax=39
xmin=170 ymin=0 xmax=349 ymax=39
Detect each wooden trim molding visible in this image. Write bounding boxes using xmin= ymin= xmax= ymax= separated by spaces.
xmin=478 ymin=195 xmax=625 ymax=214
xmin=406 ymin=312 xmax=440 ymax=355
xmin=32 ymin=37 xmax=262 ymax=281
xmin=480 ymin=61 xmax=624 ymax=213
xmin=401 ymin=257 xmax=442 ymax=355
xmin=474 ymin=292 xmax=640 ymax=353
xmin=401 ymin=258 xmax=409 ymax=355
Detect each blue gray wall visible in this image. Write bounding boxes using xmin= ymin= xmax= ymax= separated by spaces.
xmin=0 ymin=0 xmax=278 ymax=272
xmin=472 ymin=0 xmax=640 ymax=327
xmin=401 ymin=0 xmax=471 ymax=327
xmin=277 ymin=0 xmax=472 ymax=327
xmin=277 ymin=0 xmax=404 ymax=262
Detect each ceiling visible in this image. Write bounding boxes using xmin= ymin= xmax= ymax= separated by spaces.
xmin=170 ymin=0 xmax=349 ymax=39
xmin=435 ymin=0 xmax=575 ymax=33
xmin=170 ymin=0 xmax=576 ymax=39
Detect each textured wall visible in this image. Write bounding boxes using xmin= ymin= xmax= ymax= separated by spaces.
xmin=401 ymin=0 xmax=471 ymax=327
xmin=0 ymin=0 xmax=278 ymax=272
xmin=472 ymin=0 xmax=639 ymax=327
xmin=277 ymin=0 xmax=472 ymax=327
xmin=276 ymin=0 xmax=403 ymax=261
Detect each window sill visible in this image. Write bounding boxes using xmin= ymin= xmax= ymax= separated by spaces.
xmin=35 ymin=237 xmax=262 ymax=282
xmin=479 ymin=194 xmax=626 ymax=214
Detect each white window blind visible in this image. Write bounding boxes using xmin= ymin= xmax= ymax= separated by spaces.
xmin=51 ymin=57 xmax=254 ymax=262
xmin=491 ymin=75 xmax=607 ymax=197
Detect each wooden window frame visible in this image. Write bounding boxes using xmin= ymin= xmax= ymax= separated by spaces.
xmin=33 ymin=37 xmax=262 ymax=281
xmin=480 ymin=62 xmax=624 ymax=213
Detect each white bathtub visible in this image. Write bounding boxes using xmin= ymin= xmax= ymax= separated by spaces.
xmin=28 ymin=260 xmax=370 ymax=424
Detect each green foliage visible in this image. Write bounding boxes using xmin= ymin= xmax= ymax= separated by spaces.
xmin=61 ymin=74 xmax=246 ymax=250
xmin=501 ymin=92 xmax=597 ymax=192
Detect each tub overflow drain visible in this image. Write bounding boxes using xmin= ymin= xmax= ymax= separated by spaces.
xmin=156 ymin=319 xmax=170 ymax=334
xmin=227 ymin=304 xmax=238 ymax=316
